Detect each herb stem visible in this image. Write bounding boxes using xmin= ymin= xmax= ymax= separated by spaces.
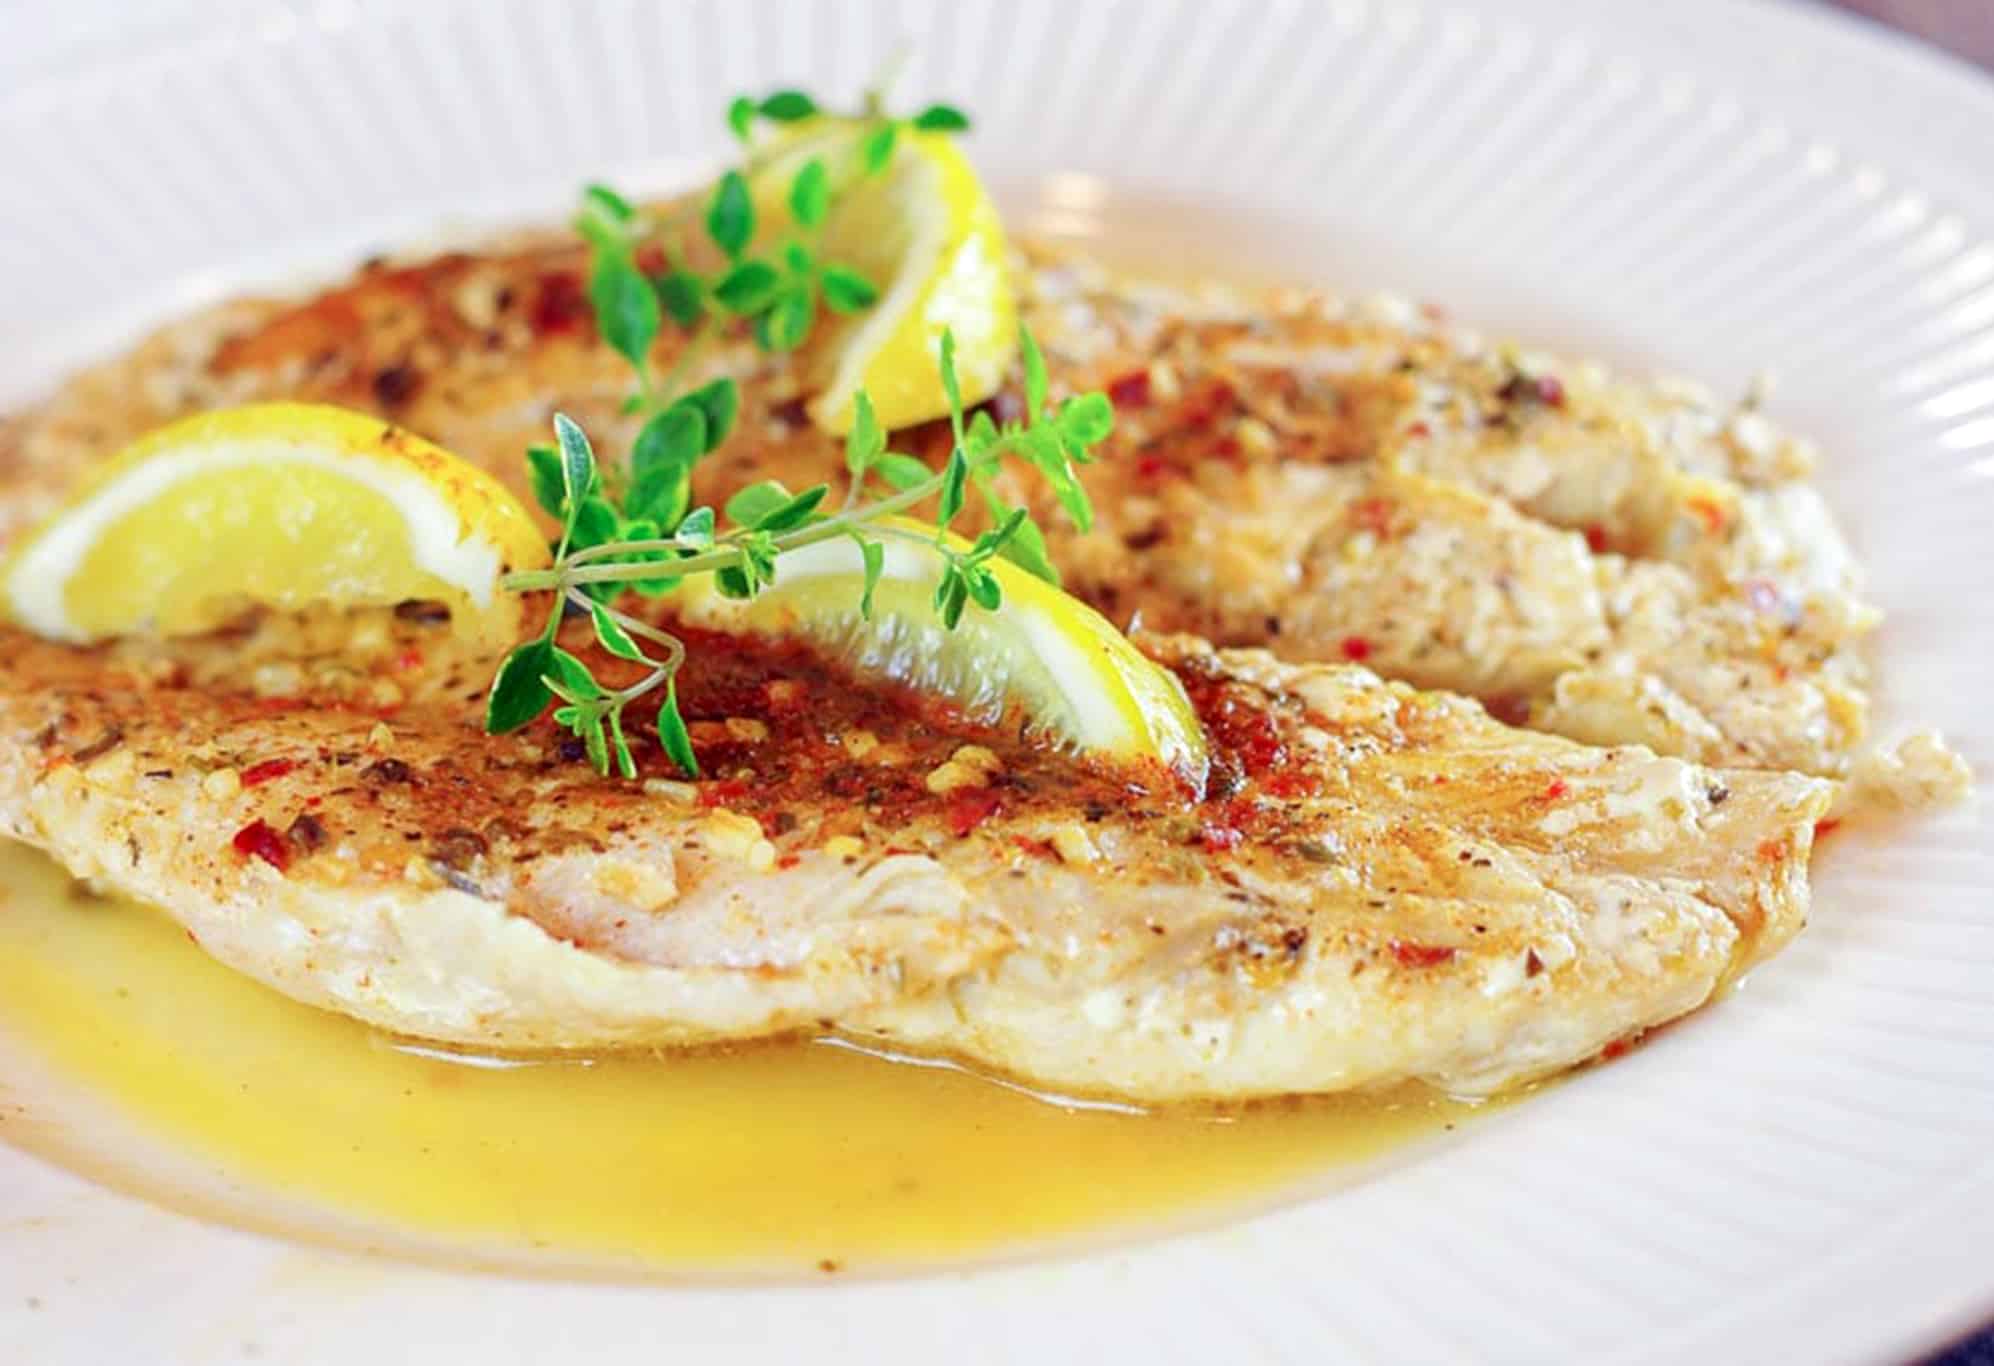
xmin=506 ymin=470 xmax=950 ymax=592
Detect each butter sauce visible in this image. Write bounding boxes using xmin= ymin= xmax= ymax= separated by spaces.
xmin=0 ymin=841 xmax=1488 ymax=1276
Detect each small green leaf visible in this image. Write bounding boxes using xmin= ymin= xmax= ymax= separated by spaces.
xmin=657 ymin=680 xmax=699 ymax=777
xmin=845 ymin=392 xmax=884 ymax=481
xmin=1057 ymin=391 xmax=1115 ymax=449
xmin=707 ymin=170 xmax=755 ymax=258
xmin=788 ymin=157 xmax=829 ymax=228
xmin=934 ymin=568 xmax=969 ymax=629
xmin=754 ymin=483 xmax=828 ymax=532
xmin=569 ymin=495 xmax=621 ymax=552
xmin=965 ymin=408 xmax=999 ymax=454
xmin=1021 ymin=325 xmax=1049 ymax=421
xmin=548 ymin=647 xmax=606 ymax=700
xmin=937 ymin=448 xmax=969 ymax=528
xmin=911 ymin=104 xmax=970 ymax=132
xmin=588 ymin=251 xmax=661 ymax=374
xmin=860 ymin=120 xmax=899 ymax=175
xmin=657 ymin=270 xmax=705 ymax=327
xmin=970 ymin=505 xmax=1031 ymax=563
xmin=715 ymin=564 xmax=755 ymax=598
xmin=582 ymin=715 xmax=610 ymax=774
xmin=486 ymin=640 xmax=555 ymax=733
xmin=819 ymin=264 xmax=878 ymax=314
xmin=712 ymin=259 xmax=781 ymax=314
xmin=686 ymin=378 xmax=739 ymax=451
xmin=628 ymin=404 xmax=703 ymax=529
xmin=676 ymin=506 xmax=716 ymax=547
xmin=758 ymin=90 xmax=817 ymax=122
xmin=875 ymin=453 xmax=934 ymax=491
xmin=526 ymin=443 xmax=565 ymax=519
xmin=581 ymin=182 xmax=635 ymax=223
xmin=607 ymin=709 xmax=637 ymax=779
xmin=938 ymin=328 xmax=964 ymax=443
xmin=725 ymin=480 xmax=792 ymax=527
xmin=552 ymin=414 xmax=598 ymax=540
xmin=727 ymin=95 xmax=757 ymax=141
xmin=756 ymin=283 xmax=814 ymax=351
xmin=590 ymin=603 xmax=647 ymax=662
xmin=856 ymin=535 xmax=885 ymax=619
xmin=964 ymin=564 xmax=1002 ymax=611
xmin=997 ymin=508 xmax=1061 ymax=585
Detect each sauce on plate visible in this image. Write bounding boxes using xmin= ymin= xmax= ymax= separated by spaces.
xmin=0 ymin=840 xmax=1492 ymax=1277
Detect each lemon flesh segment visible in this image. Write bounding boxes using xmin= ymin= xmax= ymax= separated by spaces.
xmin=2 ymin=403 xmax=549 ymax=650
xmin=802 ymin=128 xmax=1018 ymax=436
xmin=673 ymin=520 xmax=1208 ymax=784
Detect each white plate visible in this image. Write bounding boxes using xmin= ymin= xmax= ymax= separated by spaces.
xmin=3 ymin=1 xmax=1992 ymax=1361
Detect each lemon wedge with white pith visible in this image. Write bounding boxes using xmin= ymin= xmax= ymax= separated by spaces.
xmin=1 ymin=403 xmax=549 ymax=650
xmin=674 ymin=518 xmax=1208 ymax=782
xmin=763 ymin=122 xmax=1015 ymax=436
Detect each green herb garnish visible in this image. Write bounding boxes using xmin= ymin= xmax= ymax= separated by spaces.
xmin=485 ymin=330 xmax=1112 ymax=778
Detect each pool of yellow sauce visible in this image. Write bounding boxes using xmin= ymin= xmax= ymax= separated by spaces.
xmin=0 ymin=841 xmax=1488 ymax=1278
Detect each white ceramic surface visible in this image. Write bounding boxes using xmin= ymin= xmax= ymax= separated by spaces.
xmin=2 ymin=1 xmax=1992 ymax=1361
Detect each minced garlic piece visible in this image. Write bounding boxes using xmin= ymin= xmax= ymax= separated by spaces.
xmin=702 ymin=809 xmax=776 ymax=871
xmin=366 ymin=722 xmax=395 ymax=751
xmin=926 ymin=744 xmax=1003 ymax=794
xmin=1235 ymin=416 xmax=1278 ymax=458
xmin=841 ymin=729 xmax=879 ymax=760
xmin=823 ymin=835 xmax=864 ymax=861
xmin=1048 ymin=824 xmax=1099 ymax=865
xmin=725 ymin=717 xmax=770 ymax=744
xmin=201 ymin=767 xmax=241 ymax=800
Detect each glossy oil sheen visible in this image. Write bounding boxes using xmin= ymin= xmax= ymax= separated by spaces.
xmin=0 ymin=841 xmax=1485 ymax=1276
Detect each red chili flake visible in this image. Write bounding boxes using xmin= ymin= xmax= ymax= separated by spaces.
xmin=1543 ymin=779 xmax=1569 ymax=801
xmin=1106 ymin=369 xmax=1152 ymax=408
xmin=395 ymin=648 xmax=425 ymax=673
xmin=697 ymin=779 xmax=750 ymax=809
xmin=775 ymin=853 xmax=802 ymax=870
xmin=1389 ymin=941 xmax=1457 ymax=968
xmin=1199 ymin=824 xmax=1244 ymax=852
xmin=1535 ymin=375 xmax=1566 ymax=407
xmin=239 ymin=758 xmax=297 ymax=788
xmin=634 ymin=244 xmax=667 ymax=276
xmin=1405 ymin=421 xmax=1431 ymax=439
xmin=1687 ymin=495 xmax=1728 ymax=535
xmin=945 ymin=788 xmax=1003 ymax=838
xmin=1175 ymin=377 xmax=1237 ymax=430
xmin=1583 ymin=523 xmax=1609 ymax=554
xmin=1349 ymin=496 xmax=1396 ymax=537
xmin=1340 ymin=636 xmax=1373 ymax=662
xmin=1262 ymin=768 xmax=1322 ymax=799
xmin=1813 ymin=819 xmax=1842 ymax=840
xmin=1757 ymin=838 xmax=1786 ymax=864
xmin=1601 ymin=1038 xmax=1632 ymax=1061
xmin=230 ymin=819 xmax=291 ymax=871
xmin=530 ymin=271 xmax=588 ymax=334
xmin=1010 ymin=834 xmax=1056 ymax=860
xmin=1134 ymin=453 xmax=1174 ymax=482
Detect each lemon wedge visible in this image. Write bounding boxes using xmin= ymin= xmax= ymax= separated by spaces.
xmin=2 ymin=402 xmax=549 ymax=650
xmin=787 ymin=124 xmax=1017 ymax=435
xmin=673 ymin=518 xmax=1207 ymax=783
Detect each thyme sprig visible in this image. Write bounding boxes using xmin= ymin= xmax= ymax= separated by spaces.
xmin=484 ymin=84 xmax=1100 ymax=779
xmin=486 ymin=326 xmax=1114 ymax=778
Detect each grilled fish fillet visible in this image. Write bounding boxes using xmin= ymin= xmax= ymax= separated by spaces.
xmin=0 ymin=229 xmax=1960 ymax=797
xmin=0 ymin=618 xmax=1829 ymax=1101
